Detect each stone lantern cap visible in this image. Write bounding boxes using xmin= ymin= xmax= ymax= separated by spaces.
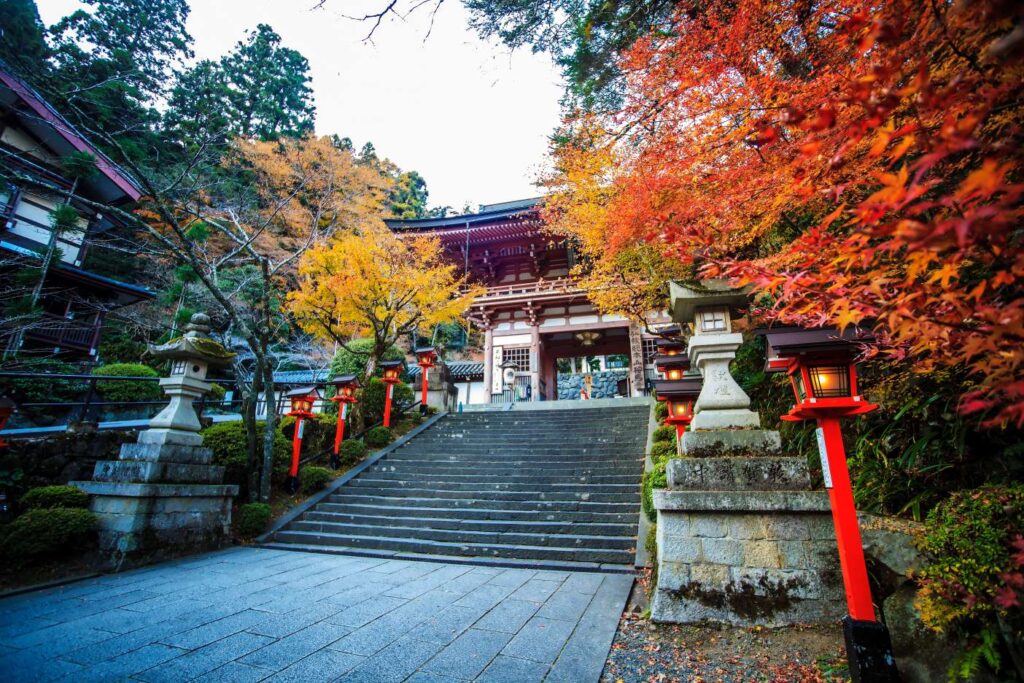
xmin=669 ymin=279 xmax=751 ymax=323
xmin=147 ymin=313 xmax=236 ymax=368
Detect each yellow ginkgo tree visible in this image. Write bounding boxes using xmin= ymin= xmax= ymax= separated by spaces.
xmin=288 ymin=221 xmax=481 ymax=385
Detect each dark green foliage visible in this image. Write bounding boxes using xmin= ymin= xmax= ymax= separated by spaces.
xmin=360 ymin=378 xmax=414 ymax=426
xmin=365 ymin=426 xmax=393 ymax=448
xmin=329 ymin=340 xmax=404 ymax=379
xmin=201 ymin=421 xmax=290 ymax=489
xmin=236 ymin=502 xmax=271 ymax=537
xmin=0 ymin=0 xmax=49 ymax=74
xmin=92 ymin=363 xmax=161 ymax=403
xmin=0 ymin=508 xmax=96 ymax=561
xmin=97 ymin=326 xmax=154 ymax=366
xmin=59 ymin=151 xmax=98 ymax=181
xmin=389 ymin=170 xmax=430 ymax=218
xmin=654 ymin=401 xmax=669 ymax=422
xmin=3 ymin=358 xmax=88 ymax=404
xmin=299 ymin=466 xmax=332 ymax=494
xmin=337 ymin=439 xmax=366 ymax=465
xmin=650 ymin=440 xmax=677 ymax=461
xmin=208 ymin=383 xmax=227 ymax=401
xmin=19 ymin=485 xmax=88 ymax=511
xmin=167 ymin=24 xmax=314 ymax=142
xmin=465 ymin=0 xmax=676 ymax=110
xmin=652 ymin=425 xmax=676 ymax=444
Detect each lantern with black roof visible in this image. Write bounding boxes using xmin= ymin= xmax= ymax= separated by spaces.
xmin=654 ymin=375 xmax=703 ymax=440
xmin=415 ymin=347 xmax=438 ymax=416
xmin=284 ymin=385 xmax=322 ymax=493
xmin=379 ymin=359 xmax=404 ymax=428
xmin=761 ymin=326 xmax=897 ymax=683
xmin=328 ymin=375 xmax=359 ymax=469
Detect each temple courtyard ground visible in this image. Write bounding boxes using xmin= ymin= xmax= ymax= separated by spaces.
xmin=0 ymin=547 xmax=633 ymax=682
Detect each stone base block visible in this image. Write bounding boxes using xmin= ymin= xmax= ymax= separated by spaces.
xmin=72 ymin=480 xmax=238 ymax=559
xmin=93 ymin=459 xmax=225 ymax=484
xmin=652 ymin=497 xmax=843 ymax=626
xmin=118 ymin=442 xmax=214 ymax=465
xmin=690 ymin=408 xmax=762 ymax=430
xmin=681 ymin=429 xmax=782 ymax=457
xmin=668 ymin=457 xmax=812 ymax=491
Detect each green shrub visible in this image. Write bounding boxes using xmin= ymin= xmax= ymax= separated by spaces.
xmin=360 ymin=378 xmax=414 ymax=425
xmin=279 ymin=414 xmax=337 ymax=457
xmin=237 ymin=502 xmax=272 ymax=537
xmin=201 ymin=421 xmax=290 ymax=491
xmin=650 ymin=440 xmax=677 ymax=461
xmin=299 ymin=466 xmax=332 ymax=494
xmin=652 ymin=425 xmax=676 ymax=444
xmin=654 ymin=401 xmax=669 ymax=422
xmin=337 ymin=439 xmax=366 ymax=465
xmin=0 ymin=507 xmax=96 ymax=561
xmin=916 ymin=485 xmax=1024 ymax=679
xmin=646 ymin=522 xmax=659 ymax=597
xmin=19 ymin=485 xmax=88 ymax=510
xmin=208 ymin=383 xmax=227 ymax=401
xmin=641 ymin=460 xmax=668 ymax=523
xmin=365 ymin=426 xmax=393 ymax=448
xmin=92 ymin=363 xmax=161 ymax=403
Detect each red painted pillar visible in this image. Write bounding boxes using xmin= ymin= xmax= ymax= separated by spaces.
xmin=289 ymin=416 xmax=303 ymax=478
xmin=383 ymin=383 xmax=394 ymax=428
xmin=333 ymin=403 xmax=347 ymax=454
xmin=675 ymin=424 xmax=686 ymax=441
xmin=421 ymin=368 xmax=429 ymax=408
xmin=818 ymin=416 xmax=876 ymax=622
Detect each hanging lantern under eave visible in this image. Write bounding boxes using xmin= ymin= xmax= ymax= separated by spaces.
xmin=286 ymin=386 xmax=320 ymax=417
xmin=656 ymin=337 xmax=685 ymax=357
xmin=653 ymin=375 xmax=703 ymax=433
xmin=329 ymin=375 xmax=359 ymax=404
xmin=654 ymin=353 xmax=690 ymax=381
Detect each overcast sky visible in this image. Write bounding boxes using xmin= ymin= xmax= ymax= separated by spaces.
xmin=36 ymin=0 xmax=564 ymax=211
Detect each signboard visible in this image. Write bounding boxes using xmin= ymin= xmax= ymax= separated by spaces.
xmin=815 ymin=427 xmax=832 ymax=488
xmin=297 ymin=420 xmax=305 ymax=440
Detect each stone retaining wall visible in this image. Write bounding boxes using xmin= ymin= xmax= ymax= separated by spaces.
xmin=557 ymin=370 xmax=629 ymax=400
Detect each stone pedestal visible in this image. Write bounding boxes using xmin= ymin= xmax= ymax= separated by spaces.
xmin=651 ymin=454 xmax=843 ymax=626
xmin=74 ymin=428 xmax=238 ymax=560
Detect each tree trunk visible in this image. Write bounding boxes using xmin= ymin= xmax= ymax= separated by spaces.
xmin=260 ymin=360 xmax=276 ymax=503
xmin=243 ymin=372 xmax=261 ymax=502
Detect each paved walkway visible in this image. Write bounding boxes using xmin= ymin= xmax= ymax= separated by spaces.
xmin=0 ymin=548 xmax=633 ymax=682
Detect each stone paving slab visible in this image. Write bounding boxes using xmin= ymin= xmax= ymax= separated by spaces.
xmin=0 ymin=548 xmax=633 ymax=682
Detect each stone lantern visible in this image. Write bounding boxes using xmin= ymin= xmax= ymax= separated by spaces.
xmin=72 ymin=313 xmax=240 ymax=563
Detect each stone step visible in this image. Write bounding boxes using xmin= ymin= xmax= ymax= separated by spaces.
xmin=364 ymin=470 xmax=641 ymax=484
xmin=385 ymin=452 xmax=644 ymax=462
xmin=322 ymin=494 xmax=636 ymax=514
xmin=289 ymin=519 xmax=637 ymax=549
xmin=370 ymin=463 xmax=642 ymax=476
xmin=330 ymin=486 xmax=639 ymax=503
xmin=302 ymin=510 xmax=635 ymax=536
xmin=273 ymin=530 xmax=634 ymax=564
xmin=312 ymin=502 xmax=638 ymax=524
xmin=346 ymin=478 xmax=638 ymax=494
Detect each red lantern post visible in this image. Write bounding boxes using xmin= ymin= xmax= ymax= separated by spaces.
xmin=379 ymin=360 xmax=403 ymax=428
xmin=415 ymin=347 xmax=437 ymax=416
xmin=284 ymin=386 xmax=320 ymax=493
xmin=654 ymin=342 xmax=700 ymax=439
xmin=328 ymin=375 xmax=358 ymax=469
xmin=0 ymin=395 xmax=16 ymax=449
xmin=762 ymin=327 xmax=899 ymax=683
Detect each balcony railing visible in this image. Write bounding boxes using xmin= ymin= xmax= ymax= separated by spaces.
xmin=473 ymin=278 xmax=583 ymax=300
xmin=26 ymin=313 xmax=101 ymax=350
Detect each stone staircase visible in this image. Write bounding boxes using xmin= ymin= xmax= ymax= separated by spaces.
xmin=266 ymin=403 xmax=650 ymax=571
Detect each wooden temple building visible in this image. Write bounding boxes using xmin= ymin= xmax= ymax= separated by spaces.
xmin=386 ymin=199 xmax=671 ymax=404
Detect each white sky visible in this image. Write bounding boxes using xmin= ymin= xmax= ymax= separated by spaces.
xmin=36 ymin=0 xmax=564 ymax=210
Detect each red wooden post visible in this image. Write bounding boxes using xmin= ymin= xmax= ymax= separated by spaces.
xmin=333 ymin=403 xmax=347 ymax=455
xmin=289 ymin=415 xmax=303 ymax=479
xmin=818 ymin=416 xmax=876 ymax=621
xmin=383 ymin=382 xmax=393 ymax=427
xmin=421 ymin=369 xmax=429 ymax=408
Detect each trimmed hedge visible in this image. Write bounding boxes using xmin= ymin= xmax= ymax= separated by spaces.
xmin=19 ymin=485 xmax=89 ymax=511
xmin=650 ymin=440 xmax=677 ymax=461
xmin=365 ymin=426 xmax=393 ymax=448
xmin=279 ymin=414 xmax=337 ymax=457
xmin=654 ymin=401 xmax=669 ymax=422
xmin=337 ymin=440 xmax=367 ymax=465
xmin=652 ymin=425 xmax=677 ymax=444
xmin=0 ymin=507 xmax=96 ymax=561
xmin=237 ymin=502 xmax=272 ymax=537
xmin=299 ymin=466 xmax=332 ymax=494
xmin=92 ymin=363 xmax=161 ymax=403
